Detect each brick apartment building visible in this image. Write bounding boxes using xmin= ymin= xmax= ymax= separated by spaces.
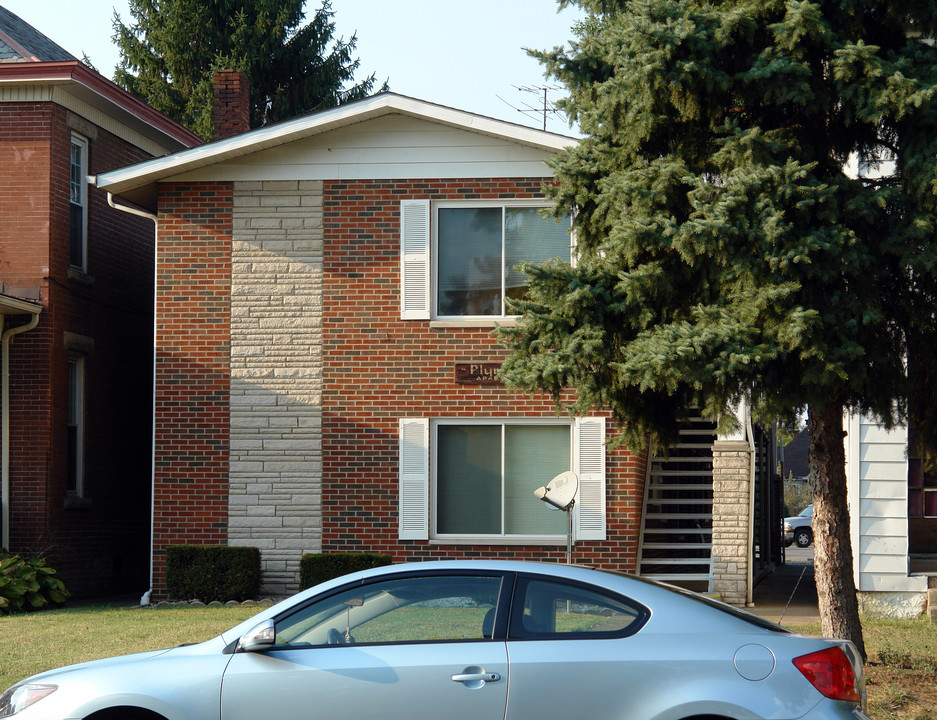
xmin=0 ymin=7 xmax=199 ymax=596
xmin=98 ymin=89 xmax=780 ymax=603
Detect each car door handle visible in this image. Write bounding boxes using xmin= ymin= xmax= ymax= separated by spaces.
xmin=451 ymin=672 xmax=501 ymax=684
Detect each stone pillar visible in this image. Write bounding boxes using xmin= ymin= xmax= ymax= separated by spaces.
xmin=711 ymin=440 xmax=753 ymax=606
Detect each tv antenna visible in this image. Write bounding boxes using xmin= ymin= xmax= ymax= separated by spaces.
xmin=497 ymin=85 xmax=566 ymax=131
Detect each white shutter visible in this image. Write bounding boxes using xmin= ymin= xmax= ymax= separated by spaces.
xmin=400 ymin=199 xmax=431 ymax=320
xmin=399 ymin=418 xmax=429 ymax=540
xmin=575 ymin=416 xmax=606 ymax=540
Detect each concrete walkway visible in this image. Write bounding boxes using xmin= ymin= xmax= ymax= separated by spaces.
xmin=750 ymin=550 xmax=820 ymax=626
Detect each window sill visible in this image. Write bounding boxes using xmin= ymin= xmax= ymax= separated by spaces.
xmin=64 ymin=495 xmax=92 ymax=510
xmin=429 ymin=536 xmax=567 ymax=546
xmin=66 ymin=268 xmax=95 ymax=286
xmin=430 ymin=318 xmax=519 ymax=329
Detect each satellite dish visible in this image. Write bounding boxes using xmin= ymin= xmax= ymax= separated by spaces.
xmin=534 ymin=471 xmax=579 ymax=511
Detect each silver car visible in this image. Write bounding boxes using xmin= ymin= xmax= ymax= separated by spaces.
xmin=1 ymin=560 xmax=868 ymax=720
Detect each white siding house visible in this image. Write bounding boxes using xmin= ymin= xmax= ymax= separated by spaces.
xmin=845 ymin=412 xmax=928 ymax=618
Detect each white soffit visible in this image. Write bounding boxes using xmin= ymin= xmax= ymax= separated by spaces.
xmin=95 ymin=93 xmax=577 ymax=200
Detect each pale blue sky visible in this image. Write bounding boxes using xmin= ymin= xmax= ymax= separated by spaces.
xmin=2 ymin=0 xmax=583 ymax=134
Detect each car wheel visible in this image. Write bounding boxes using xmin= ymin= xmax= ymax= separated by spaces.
xmin=794 ymin=528 xmax=812 ymax=548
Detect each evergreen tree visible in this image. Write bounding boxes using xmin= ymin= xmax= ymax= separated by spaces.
xmin=113 ymin=0 xmax=385 ymax=140
xmin=500 ymin=0 xmax=937 ymax=657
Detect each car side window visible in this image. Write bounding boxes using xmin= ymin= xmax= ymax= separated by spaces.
xmin=272 ymin=574 xmax=503 ymax=648
xmin=508 ymin=576 xmax=648 ymax=639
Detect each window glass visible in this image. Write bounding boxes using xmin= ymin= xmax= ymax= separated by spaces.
xmin=510 ymin=578 xmax=647 ymax=639
xmin=436 ymin=205 xmax=570 ymax=317
xmin=504 ymin=207 xmax=570 ymax=303
xmin=437 ymin=207 xmax=502 ymax=316
xmin=69 ymin=136 xmax=87 ymax=269
xmin=504 ymin=425 xmax=569 ymax=534
xmin=274 ymin=575 xmax=503 ymax=647
xmin=66 ymin=356 xmax=84 ymax=495
xmin=437 ymin=425 xmax=501 ymax=534
xmin=436 ymin=423 xmax=569 ymax=537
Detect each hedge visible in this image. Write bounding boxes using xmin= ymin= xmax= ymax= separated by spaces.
xmin=166 ymin=546 xmax=261 ymax=602
xmin=299 ymin=553 xmax=392 ymax=590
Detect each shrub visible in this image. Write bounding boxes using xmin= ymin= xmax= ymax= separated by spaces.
xmin=299 ymin=553 xmax=392 ymax=590
xmin=0 ymin=551 xmax=69 ymax=614
xmin=166 ymin=546 xmax=261 ymax=602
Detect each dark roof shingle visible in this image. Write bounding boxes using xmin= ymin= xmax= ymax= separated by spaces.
xmin=0 ymin=5 xmax=76 ymax=63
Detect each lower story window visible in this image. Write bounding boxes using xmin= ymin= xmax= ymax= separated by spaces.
xmin=436 ymin=423 xmax=570 ymax=537
xmin=66 ymin=356 xmax=85 ymax=496
xmin=398 ymin=416 xmax=607 ymax=543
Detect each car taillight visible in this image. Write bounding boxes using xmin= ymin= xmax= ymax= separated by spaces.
xmin=793 ymin=647 xmax=860 ymax=703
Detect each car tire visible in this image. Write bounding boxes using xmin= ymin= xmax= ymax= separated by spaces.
xmin=794 ymin=528 xmax=812 ymax=548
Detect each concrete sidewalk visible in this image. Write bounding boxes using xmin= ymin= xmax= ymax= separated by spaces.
xmin=750 ymin=559 xmax=820 ymax=626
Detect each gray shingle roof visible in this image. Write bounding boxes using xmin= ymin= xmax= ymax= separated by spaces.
xmin=0 ymin=5 xmax=76 ymax=63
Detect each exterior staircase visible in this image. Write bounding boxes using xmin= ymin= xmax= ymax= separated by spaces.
xmin=637 ymin=415 xmax=717 ymax=592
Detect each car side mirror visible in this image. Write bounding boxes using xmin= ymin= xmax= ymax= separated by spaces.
xmin=238 ymin=620 xmax=276 ymax=652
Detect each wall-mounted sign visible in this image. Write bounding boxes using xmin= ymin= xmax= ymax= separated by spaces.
xmin=455 ymin=363 xmax=502 ymax=385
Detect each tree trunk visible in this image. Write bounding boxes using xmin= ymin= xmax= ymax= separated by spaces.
xmin=807 ymin=400 xmax=866 ymax=660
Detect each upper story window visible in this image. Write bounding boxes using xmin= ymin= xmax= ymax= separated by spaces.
xmin=400 ymin=200 xmax=572 ymax=322
xmin=436 ymin=204 xmax=571 ymax=318
xmin=69 ymin=134 xmax=88 ymax=271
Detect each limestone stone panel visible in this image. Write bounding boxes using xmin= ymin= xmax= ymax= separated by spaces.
xmin=229 ymin=180 xmax=324 ymax=595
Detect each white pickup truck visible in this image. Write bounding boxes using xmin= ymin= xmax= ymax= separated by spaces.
xmin=783 ymin=504 xmax=813 ymax=547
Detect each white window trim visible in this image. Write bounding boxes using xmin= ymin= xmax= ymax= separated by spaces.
xmin=432 ymin=200 xmax=570 ymax=322
xmin=431 ymin=417 xmax=573 ymax=544
xmin=69 ymin=133 xmax=89 ymax=272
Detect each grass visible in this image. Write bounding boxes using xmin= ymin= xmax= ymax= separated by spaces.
xmin=2 ymin=603 xmax=936 ymax=720
xmin=787 ymin=616 xmax=937 ymax=720
xmin=0 ymin=603 xmax=263 ymax=691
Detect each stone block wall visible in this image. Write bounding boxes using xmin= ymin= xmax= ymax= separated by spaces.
xmin=229 ymin=180 xmax=324 ymax=595
xmin=711 ymin=440 xmax=752 ymax=606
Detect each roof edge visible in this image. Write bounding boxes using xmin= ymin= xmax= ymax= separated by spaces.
xmin=0 ymin=61 xmax=201 ymax=148
xmin=95 ymin=92 xmax=576 ymax=197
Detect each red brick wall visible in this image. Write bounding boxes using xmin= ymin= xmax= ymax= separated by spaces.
xmin=322 ymin=179 xmax=647 ymax=573
xmin=151 ymin=182 xmax=233 ymax=595
xmin=0 ymin=103 xmax=54 ymax=559
xmin=1 ymin=101 xmax=158 ymax=596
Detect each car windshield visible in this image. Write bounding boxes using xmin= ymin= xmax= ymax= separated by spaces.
xmin=800 ymin=506 xmax=813 ymax=517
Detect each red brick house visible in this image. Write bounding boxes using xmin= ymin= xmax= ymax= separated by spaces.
xmin=0 ymin=7 xmax=200 ymax=597
xmin=98 ymin=90 xmax=779 ymax=603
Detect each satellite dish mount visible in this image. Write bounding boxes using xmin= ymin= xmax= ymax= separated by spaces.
xmin=534 ymin=471 xmax=579 ymax=564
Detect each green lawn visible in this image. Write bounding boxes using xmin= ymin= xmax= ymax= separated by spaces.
xmin=0 ymin=604 xmax=263 ymax=691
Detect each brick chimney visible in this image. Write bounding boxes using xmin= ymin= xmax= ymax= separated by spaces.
xmin=213 ymin=70 xmax=250 ymax=140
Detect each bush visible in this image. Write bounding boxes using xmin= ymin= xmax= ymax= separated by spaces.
xmin=166 ymin=546 xmax=261 ymax=602
xmin=0 ymin=551 xmax=69 ymax=614
xmin=299 ymin=553 xmax=392 ymax=590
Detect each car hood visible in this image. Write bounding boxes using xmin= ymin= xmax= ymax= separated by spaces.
xmin=15 ymin=635 xmax=228 ymax=686
xmin=20 ymin=648 xmax=175 ymax=685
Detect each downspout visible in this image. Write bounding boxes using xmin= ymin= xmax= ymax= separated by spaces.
xmin=106 ymin=191 xmax=158 ymax=605
xmin=2 ymin=312 xmax=41 ymax=550
xmin=746 ymin=410 xmax=756 ymax=607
